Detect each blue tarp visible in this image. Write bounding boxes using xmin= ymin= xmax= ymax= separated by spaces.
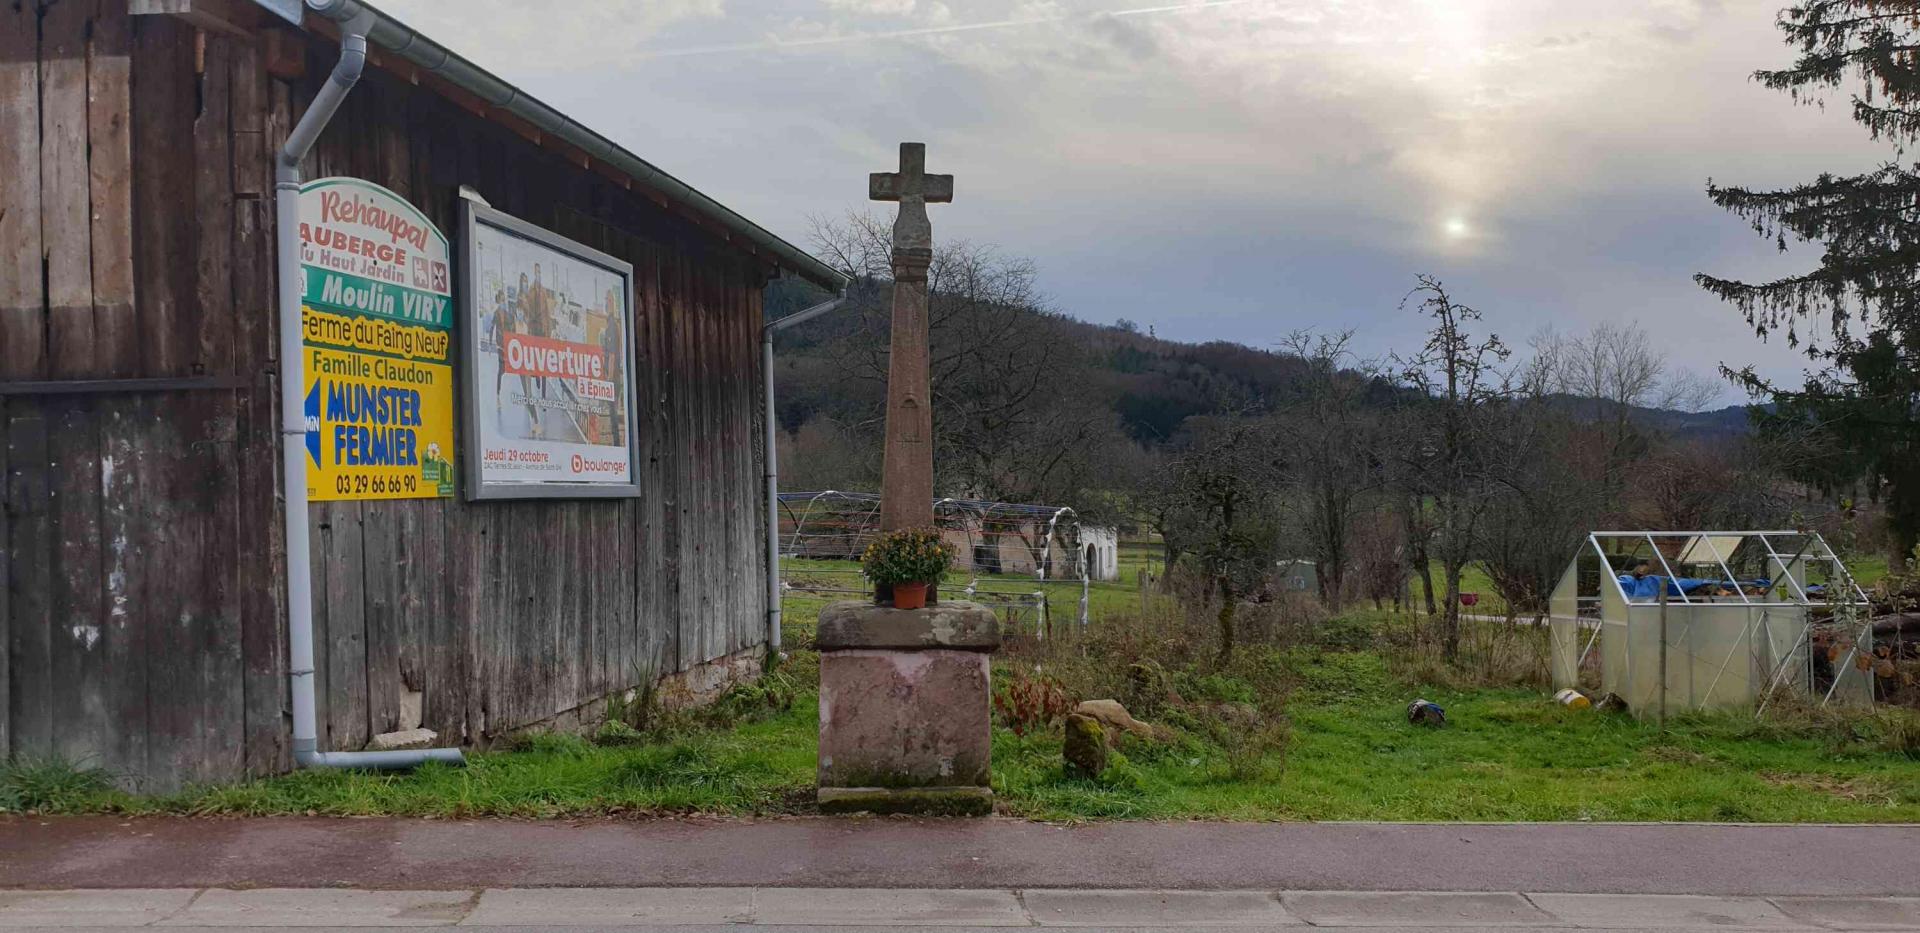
xmin=1616 ymin=575 xmax=1770 ymax=601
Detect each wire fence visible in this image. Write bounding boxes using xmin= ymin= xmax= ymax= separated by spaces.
xmin=777 ymin=491 xmax=1100 ymax=632
xmin=779 ymin=564 xmax=1090 ymax=636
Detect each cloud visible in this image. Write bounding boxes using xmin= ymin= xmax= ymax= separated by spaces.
xmin=1082 ymin=12 xmax=1161 ymax=59
xmin=373 ymin=0 xmax=1892 ymax=384
xmin=818 ymin=0 xmax=954 ymax=20
xmin=374 ymin=0 xmax=725 ymax=69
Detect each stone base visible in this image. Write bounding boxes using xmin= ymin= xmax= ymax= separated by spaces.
xmin=817 ymin=785 xmax=995 ymax=816
xmin=816 ymin=600 xmax=999 ymax=651
xmin=817 ymin=600 xmax=998 ymax=814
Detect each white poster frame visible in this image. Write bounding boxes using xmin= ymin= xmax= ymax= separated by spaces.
xmin=458 ymin=199 xmax=640 ymax=500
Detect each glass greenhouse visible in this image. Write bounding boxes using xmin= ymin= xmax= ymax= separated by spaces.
xmin=1548 ymin=531 xmax=1877 ymax=717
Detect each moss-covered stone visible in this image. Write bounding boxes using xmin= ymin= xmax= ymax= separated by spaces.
xmin=1063 ymin=713 xmax=1108 ymax=778
xmin=1125 ymin=660 xmax=1171 ymax=716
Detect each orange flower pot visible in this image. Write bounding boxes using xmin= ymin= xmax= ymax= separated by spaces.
xmin=892 ymin=582 xmax=928 ymax=610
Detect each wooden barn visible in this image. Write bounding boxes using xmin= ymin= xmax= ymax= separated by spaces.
xmin=0 ymin=0 xmax=845 ymax=790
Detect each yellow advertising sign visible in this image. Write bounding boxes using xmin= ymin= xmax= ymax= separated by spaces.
xmin=303 ymin=345 xmax=456 ymax=500
xmin=298 ymin=177 xmax=456 ymax=500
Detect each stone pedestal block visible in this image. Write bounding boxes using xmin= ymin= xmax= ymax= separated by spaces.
xmin=816 ymin=600 xmax=998 ymax=815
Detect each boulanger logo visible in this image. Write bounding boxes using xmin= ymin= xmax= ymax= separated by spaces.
xmin=570 ymin=454 xmax=625 ymax=475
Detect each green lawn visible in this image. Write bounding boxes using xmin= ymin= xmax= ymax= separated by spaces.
xmin=12 ymin=607 xmax=1917 ymax=821
xmin=1850 ymin=554 xmax=1892 ymax=587
xmin=995 ymin=648 xmax=1920 ymax=821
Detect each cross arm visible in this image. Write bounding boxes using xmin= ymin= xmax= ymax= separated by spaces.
xmin=868 ymin=173 xmax=902 ymax=202
xmin=869 ymin=172 xmax=955 ymax=203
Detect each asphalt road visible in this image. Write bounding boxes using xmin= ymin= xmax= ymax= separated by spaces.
xmin=5 ymin=817 xmax=1920 ymax=896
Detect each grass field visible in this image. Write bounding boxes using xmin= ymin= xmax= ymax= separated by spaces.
xmin=11 ymin=600 xmax=1917 ymax=821
xmin=995 ymin=646 xmax=1920 ymax=822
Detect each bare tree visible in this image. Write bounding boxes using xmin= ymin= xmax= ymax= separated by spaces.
xmin=1398 ymin=487 xmax=1439 ymax=615
xmin=1350 ymin=508 xmax=1411 ymax=611
xmin=1626 ymin=439 xmax=1799 ymax=532
xmin=807 ymin=211 xmax=1123 ymax=509
xmin=1475 ymin=387 xmax=1607 ymax=620
xmin=1158 ymin=416 xmax=1284 ymax=661
xmin=777 ymin=417 xmax=878 ymax=492
xmin=1394 ymin=276 xmax=1512 ymax=659
xmin=1273 ymin=331 xmax=1386 ymax=612
xmin=1542 ymin=321 xmax=1716 ymax=415
xmin=1532 ymin=321 xmax=1720 ymax=509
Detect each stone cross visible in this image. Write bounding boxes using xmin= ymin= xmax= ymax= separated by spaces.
xmin=869 ymin=142 xmax=953 ymax=532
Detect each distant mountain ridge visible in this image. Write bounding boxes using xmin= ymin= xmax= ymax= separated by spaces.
xmin=1537 ymin=396 xmax=1755 ymax=439
xmin=766 ymin=281 xmax=1753 ymax=446
xmin=1054 ymin=316 xmax=1755 ymax=442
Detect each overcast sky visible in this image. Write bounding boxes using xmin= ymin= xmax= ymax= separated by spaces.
xmin=379 ymin=0 xmax=1892 ymax=403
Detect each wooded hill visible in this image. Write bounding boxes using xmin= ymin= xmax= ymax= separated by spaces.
xmin=768 ymin=276 xmax=1743 ymax=466
xmin=765 ymin=273 xmax=1750 ymax=509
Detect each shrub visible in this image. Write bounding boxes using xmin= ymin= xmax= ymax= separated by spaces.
xmin=1866 ymin=707 xmax=1920 ymax=759
xmin=1004 ymin=605 xmax=1300 ymax=772
xmin=861 ymin=528 xmax=953 ymax=586
xmin=994 ymin=668 xmax=1076 ymax=736
xmin=1315 ymin=612 xmax=1383 ymax=652
xmin=1123 ymin=660 xmax=1172 ymax=717
xmin=0 ymin=757 xmax=115 ymax=812
xmin=1385 ymin=616 xmax=1552 ymax=691
xmin=1745 ymin=692 xmax=1920 ymax=759
xmin=603 ymin=671 xmax=661 ymax=733
xmin=1175 ymin=671 xmax=1258 ymax=705
xmin=600 ymin=662 xmax=808 ymax=744
xmin=707 ymin=669 xmax=802 ymax=724
xmin=593 ymin=720 xmax=646 ymax=746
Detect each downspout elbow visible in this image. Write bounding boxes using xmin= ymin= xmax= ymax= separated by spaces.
xmin=329 ymin=31 xmax=369 ymax=91
xmin=296 ymin=747 xmax=467 ymax=771
xmin=277 ymin=10 xmax=373 ymax=180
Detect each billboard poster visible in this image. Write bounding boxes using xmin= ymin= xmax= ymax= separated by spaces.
xmin=298 ymin=177 xmax=456 ymax=501
xmin=458 ymin=199 xmax=639 ymax=500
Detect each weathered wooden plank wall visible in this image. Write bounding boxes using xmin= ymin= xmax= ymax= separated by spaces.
xmin=2 ymin=0 xmax=256 ymax=789
xmin=1 ymin=6 xmax=773 ymax=791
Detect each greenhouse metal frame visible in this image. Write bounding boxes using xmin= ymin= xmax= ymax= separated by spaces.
xmin=1548 ymin=530 xmax=1876 ymax=717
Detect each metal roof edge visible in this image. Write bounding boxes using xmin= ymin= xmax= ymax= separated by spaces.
xmin=282 ymin=0 xmax=847 ymax=291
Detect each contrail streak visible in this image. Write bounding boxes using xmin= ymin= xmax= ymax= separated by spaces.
xmin=634 ymin=0 xmax=1258 ymax=60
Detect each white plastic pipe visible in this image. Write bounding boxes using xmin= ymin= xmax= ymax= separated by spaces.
xmin=278 ymin=0 xmax=461 ymax=771
xmin=763 ymin=296 xmax=845 ymax=653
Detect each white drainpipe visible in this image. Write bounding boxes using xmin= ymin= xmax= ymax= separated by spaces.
xmin=278 ymin=0 xmax=461 ymax=770
xmin=763 ymin=295 xmax=846 ymax=653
